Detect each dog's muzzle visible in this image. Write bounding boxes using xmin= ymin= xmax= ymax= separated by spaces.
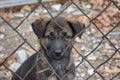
xmin=54 ymin=49 xmax=62 ymax=56
xmin=53 ymin=49 xmax=63 ymax=60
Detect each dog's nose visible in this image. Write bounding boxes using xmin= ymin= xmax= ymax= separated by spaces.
xmin=54 ymin=49 xmax=62 ymax=56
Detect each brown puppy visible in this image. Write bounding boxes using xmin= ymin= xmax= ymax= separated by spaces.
xmin=12 ymin=17 xmax=85 ymax=80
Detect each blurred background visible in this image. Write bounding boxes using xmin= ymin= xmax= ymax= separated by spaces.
xmin=0 ymin=0 xmax=120 ymax=80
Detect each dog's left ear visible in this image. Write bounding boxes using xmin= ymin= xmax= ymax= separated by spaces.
xmin=31 ymin=18 xmax=51 ymax=38
xmin=67 ymin=18 xmax=85 ymax=38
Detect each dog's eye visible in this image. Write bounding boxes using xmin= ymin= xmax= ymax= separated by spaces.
xmin=46 ymin=32 xmax=56 ymax=40
xmin=63 ymin=32 xmax=72 ymax=39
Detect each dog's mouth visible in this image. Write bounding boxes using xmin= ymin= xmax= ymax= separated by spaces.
xmin=47 ymin=49 xmax=71 ymax=60
xmin=53 ymin=53 xmax=63 ymax=60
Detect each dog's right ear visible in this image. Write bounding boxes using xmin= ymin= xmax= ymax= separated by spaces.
xmin=31 ymin=18 xmax=51 ymax=38
xmin=67 ymin=18 xmax=85 ymax=38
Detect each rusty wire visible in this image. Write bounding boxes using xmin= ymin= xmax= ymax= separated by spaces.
xmin=0 ymin=0 xmax=120 ymax=80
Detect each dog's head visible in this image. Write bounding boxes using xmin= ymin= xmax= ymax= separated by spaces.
xmin=32 ymin=17 xmax=85 ymax=60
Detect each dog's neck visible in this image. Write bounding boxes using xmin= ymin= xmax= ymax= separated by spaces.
xmin=49 ymin=59 xmax=68 ymax=78
xmin=39 ymin=49 xmax=74 ymax=78
xmin=50 ymin=53 xmax=74 ymax=78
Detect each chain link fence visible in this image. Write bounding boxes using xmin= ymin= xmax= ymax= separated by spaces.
xmin=0 ymin=0 xmax=120 ymax=80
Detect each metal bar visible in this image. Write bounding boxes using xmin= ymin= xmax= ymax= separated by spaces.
xmin=0 ymin=0 xmax=56 ymax=9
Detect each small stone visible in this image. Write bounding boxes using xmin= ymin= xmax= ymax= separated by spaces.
xmin=13 ymin=13 xmax=24 ymax=18
xmin=18 ymin=31 xmax=25 ymax=36
xmin=66 ymin=6 xmax=75 ymax=13
xmin=51 ymin=4 xmax=62 ymax=12
xmin=0 ymin=34 xmax=4 ymax=39
xmin=0 ymin=71 xmax=6 ymax=78
xmin=87 ymin=55 xmax=97 ymax=61
xmin=9 ymin=62 xmax=21 ymax=72
xmin=0 ymin=46 xmax=4 ymax=52
xmin=78 ymin=57 xmax=82 ymax=61
xmin=105 ymin=43 xmax=111 ymax=49
xmin=43 ymin=9 xmax=47 ymax=13
xmin=81 ymin=45 xmax=86 ymax=50
xmin=92 ymin=44 xmax=99 ymax=49
xmin=73 ymin=11 xmax=82 ymax=15
xmin=29 ymin=24 xmax=33 ymax=31
xmin=35 ymin=9 xmax=42 ymax=13
xmin=74 ymin=61 xmax=80 ymax=66
xmin=34 ymin=12 xmax=39 ymax=16
xmin=88 ymin=69 xmax=94 ymax=75
xmin=0 ymin=54 xmax=4 ymax=59
xmin=91 ymin=28 xmax=96 ymax=33
xmin=75 ymin=37 xmax=81 ymax=42
xmin=86 ymin=31 xmax=91 ymax=35
xmin=76 ymin=73 xmax=80 ymax=77
xmin=108 ymin=50 xmax=114 ymax=54
xmin=16 ymin=49 xmax=29 ymax=64
xmin=115 ymin=45 xmax=119 ymax=49
xmin=86 ymin=4 xmax=91 ymax=9
xmin=81 ymin=73 xmax=85 ymax=77
xmin=84 ymin=61 xmax=90 ymax=68
xmin=92 ymin=40 xmax=97 ymax=43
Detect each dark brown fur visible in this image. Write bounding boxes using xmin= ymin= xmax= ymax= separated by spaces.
xmin=12 ymin=17 xmax=85 ymax=80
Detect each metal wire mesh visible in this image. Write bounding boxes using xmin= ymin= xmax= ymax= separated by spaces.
xmin=0 ymin=0 xmax=120 ymax=80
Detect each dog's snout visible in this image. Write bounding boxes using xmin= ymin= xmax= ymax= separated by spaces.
xmin=54 ymin=49 xmax=62 ymax=54
xmin=54 ymin=49 xmax=62 ymax=56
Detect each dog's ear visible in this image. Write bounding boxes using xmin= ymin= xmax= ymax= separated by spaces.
xmin=31 ymin=18 xmax=51 ymax=38
xmin=67 ymin=18 xmax=85 ymax=38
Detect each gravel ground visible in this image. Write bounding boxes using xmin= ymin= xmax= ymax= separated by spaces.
xmin=0 ymin=2 xmax=120 ymax=80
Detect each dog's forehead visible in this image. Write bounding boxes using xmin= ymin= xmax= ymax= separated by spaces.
xmin=47 ymin=17 xmax=72 ymax=31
